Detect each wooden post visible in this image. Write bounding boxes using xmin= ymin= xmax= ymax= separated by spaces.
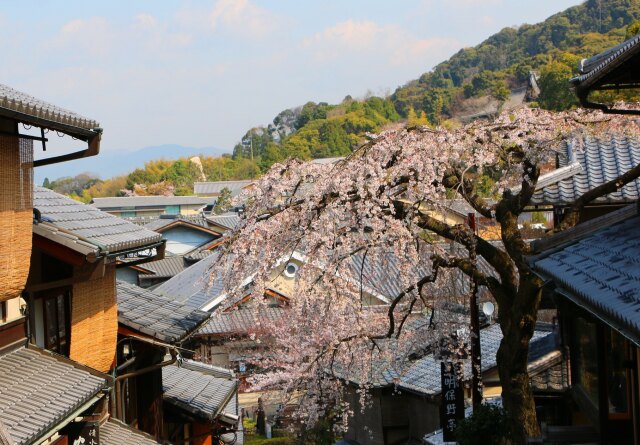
xmin=468 ymin=213 xmax=483 ymax=410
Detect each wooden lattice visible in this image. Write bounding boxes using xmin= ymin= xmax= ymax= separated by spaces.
xmin=70 ymin=267 xmax=118 ymax=372
xmin=0 ymin=135 xmax=33 ymax=302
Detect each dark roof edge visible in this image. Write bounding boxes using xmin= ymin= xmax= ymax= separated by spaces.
xmin=529 ymin=202 xmax=639 ymax=257
xmin=555 ymin=287 xmax=640 ymax=348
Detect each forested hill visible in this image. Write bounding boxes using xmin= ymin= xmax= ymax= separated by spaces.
xmin=50 ymin=0 xmax=640 ymax=201
xmin=232 ymin=0 xmax=640 ymax=167
xmin=392 ymin=0 xmax=640 ymax=119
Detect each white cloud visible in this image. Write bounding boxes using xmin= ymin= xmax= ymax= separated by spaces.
xmin=209 ymin=0 xmax=280 ymax=38
xmin=54 ymin=17 xmax=112 ymax=56
xmin=301 ymin=20 xmax=459 ymax=67
xmin=133 ymin=13 xmax=158 ymax=31
xmin=302 ymin=20 xmax=380 ymax=52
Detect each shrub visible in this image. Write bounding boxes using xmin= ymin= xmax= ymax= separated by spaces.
xmin=456 ymin=404 xmax=515 ymax=445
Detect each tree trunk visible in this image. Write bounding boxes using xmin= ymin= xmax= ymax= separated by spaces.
xmin=497 ymin=273 xmax=543 ymax=444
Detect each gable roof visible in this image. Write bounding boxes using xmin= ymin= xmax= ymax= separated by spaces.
xmin=143 ymin=214 xmax=218 ymax=233
xmin=529 ymin=135 xmax=640 ymax=206
xmin=531 ymin=204 xmax=640 ymax=346
xmin=117 ymin=281 xmax=210 ymax=343
xmin=34 ymin=187 xmax=163 ymax=254
xmin=0 ymin=345 xmax=108 ymax=445
xmin=162 ymin=360 xmax=237 ymax=422
xmin=193 ymin=180 xmax=254 ymax=196
xmin=92 ymin=195 xmax=208 ymax=209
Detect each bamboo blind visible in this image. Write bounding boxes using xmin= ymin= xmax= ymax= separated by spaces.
xmin=0 ymin=135 xmax=33 ymax=302
xmin=70 ymin=266 xmax=118 ymax=372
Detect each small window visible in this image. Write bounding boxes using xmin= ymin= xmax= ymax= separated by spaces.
xmin=283 ymin=262 xmax=299 ymax=278
xmin=165 ymin=205 xmax=180 ymax=215
xmin=120 ymin=211 xmax=136 ymax=218
xmin=37 ymin=289 xmax=71 ymax=356
xmin=0 ymin=301 xmax=6 ymax=323
xmin=607 ymin=330 xmax=631 ymax=419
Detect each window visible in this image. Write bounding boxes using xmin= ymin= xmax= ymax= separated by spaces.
xmin=165 ymin=205 xmax=180 ymax=215
xmin=0 ymin=301 xmax=6 ymax=323
xmin=607 ymin=330 xmax=631 ymax=419
xmin=120 ymin=211 xmax=136 ymax=218
xmin=37 ymin=289 xmax=71 ymax=356
xmin=572 ymin=316 xmax=599 ymax=407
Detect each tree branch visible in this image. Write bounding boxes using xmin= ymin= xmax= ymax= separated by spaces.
xmin=559 ymin=161 xmax=640 ymax=230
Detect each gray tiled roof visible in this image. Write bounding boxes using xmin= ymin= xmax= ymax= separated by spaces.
xmin=162 ymin=360 xmax=236 ymax=421
xmin=34 ymin=187 xmax=163 ymax=253
xmin=101 ymin=419 xmax=161 ymax=445
xmin=348 ymin=245 xmax=495 ymax=302
xmin=92 ymin=196 xmax=208 ymax=209
xmin=0 ymin=347 xmax=107 ymax=445
xmin=530 ymin=135 xmax=640 ymax=206
xmin=143 ymin=215 xmax=215 ymax=232
xmin=572 ymin=34 xmax=640 ymax=87
xmin=195 ymin=307 xmax=285 ymax=336
xmin=532 ymin=213 xmax=640 ymax=346
xmin=348 ymin=252 xmax=431 ymax=303
xmin=184 ymin=250 xmax=215 ymax=262
xmin=194 ymin=180 xmax=254 ymax=196
xmin=399 ymin=324 xmax=553 ymax=395
xmin=344 ymin=324 xmax=554 ymax=395
xmin=117 ymin=281 xmax=210 ymax=343
xmin=207 ymin=212 xmax=242 ymax=231
xmin=138 ymin=256 xmax=188 ymax=280
xmin=0 ymin=83 xmax=99 ymax=131
xmin=155 ymin=251 xmax=228 ymax=309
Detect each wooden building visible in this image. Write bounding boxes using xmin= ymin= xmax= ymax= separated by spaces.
xmin=340 ymin=324 xmax=563 ymax=445
xmin=530 ymin=204 xmax=640 ymax=444
xmin=116 ymin=281 xmax=242 ymax=444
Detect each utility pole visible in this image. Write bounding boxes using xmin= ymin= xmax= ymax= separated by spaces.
xmin=468 ymin=213 xmax=483 ymax=409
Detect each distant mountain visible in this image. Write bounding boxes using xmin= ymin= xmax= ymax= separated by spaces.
xmin=35 ymin=144 xmax=229 ymax=185
xmin=231 ymin=0 xmax=640 ymax=167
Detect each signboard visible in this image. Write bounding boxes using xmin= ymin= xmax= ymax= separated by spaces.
xmin=67 ymin=421 xmax=100 ymax=445
xmin=440 ymin=362 xmax=464 ymax=442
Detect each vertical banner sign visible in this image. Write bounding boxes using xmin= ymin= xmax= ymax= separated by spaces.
xmin=441 ymin=362 xmax=464 ymax=442
xmin=68 ymin=421 xmax=100 ymax=445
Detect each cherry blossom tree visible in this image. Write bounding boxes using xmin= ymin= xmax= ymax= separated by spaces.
xmin=218 ymin=107 xmax=640 ymax=443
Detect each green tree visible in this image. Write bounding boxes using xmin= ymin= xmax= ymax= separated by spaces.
xmin=537 ymin=60 xmax=578 ymax=110
xmin=626 ymin=20 xmax=640 ymax=39
xmin=42 ymin=177 xmax=51 ymax=188
xmin=213 ymin=187 xmax=233 ymax=214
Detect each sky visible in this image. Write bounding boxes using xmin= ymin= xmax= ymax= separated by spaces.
xmin=2 ymin=0 xmax=582 ymax=157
